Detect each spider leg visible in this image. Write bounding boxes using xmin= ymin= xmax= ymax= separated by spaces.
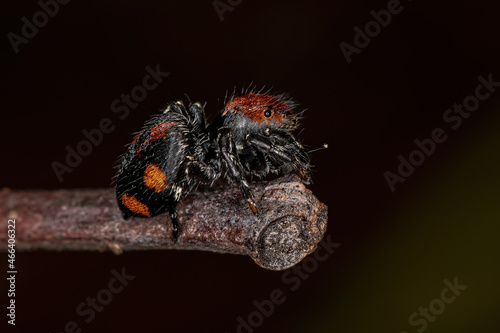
xmin=183 ymin=155 xmax=221 ymax=182
xmin=164 ymin=101 xmax=207 ymax=130
xmin=164 ymin=100 xmax=187 ymax=116
xmin=218 ymin=128 xmax=258 ymax=214
xmin=168 ymin=154 xmax=220 ymax=243
xmin=186 ymin=102 xmax=207 ymax=129
xmin=167 ymin=205 xmax=179 ymax=242
xmin=247 ymin=137 xmax=292 ymax=161
xmin=247 ymin=131 xmax=311 ymax=182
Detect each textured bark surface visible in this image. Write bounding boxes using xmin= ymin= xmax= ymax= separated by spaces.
xmin=0 ymin=175 xmax=328 ymax=270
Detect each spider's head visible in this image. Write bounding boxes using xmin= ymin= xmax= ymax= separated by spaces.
xmin=222 ymin=93 xmax=301 ymax=133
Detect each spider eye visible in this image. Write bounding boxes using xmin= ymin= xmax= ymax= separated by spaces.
xmin=264 ymin=107 xmax=273 ymax=118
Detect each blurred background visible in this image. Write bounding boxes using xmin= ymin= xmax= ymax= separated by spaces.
xmin=1 ymin=0 xmax=499 ymax=332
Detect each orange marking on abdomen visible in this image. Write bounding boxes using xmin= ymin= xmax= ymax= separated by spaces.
xmin=137 ymin=121 xmax=177 ymax=156
xmin=143 ymin=164 xmax=168 ymax=192
xmin=121 ymin=193 xmax=151 ymax=217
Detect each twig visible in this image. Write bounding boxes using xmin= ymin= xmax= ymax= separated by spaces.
xmin=0 ymin=175 xmax=327 ymax=270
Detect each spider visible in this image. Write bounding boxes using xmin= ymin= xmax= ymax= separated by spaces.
xmin=115 ymin=91 xmax=311 ymax=241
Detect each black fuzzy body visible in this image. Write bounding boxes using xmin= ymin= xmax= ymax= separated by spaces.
xmin=115 ymin=93 xmax=310 ymax=240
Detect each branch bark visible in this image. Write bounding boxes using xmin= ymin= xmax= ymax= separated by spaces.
xmin=0 ymin=175 xmax=327 ymax=270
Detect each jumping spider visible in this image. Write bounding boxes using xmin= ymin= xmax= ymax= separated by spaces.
xmin=115 ymin=91 xmax=310 ymax=241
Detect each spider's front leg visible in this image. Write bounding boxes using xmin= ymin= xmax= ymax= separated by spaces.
xmin=217 ymin=127 xmax=259 ymax=214
xmin=246 ymin=130 xmax=311 ymax=183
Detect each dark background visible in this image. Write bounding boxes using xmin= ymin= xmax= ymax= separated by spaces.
xmin=1 ymin=0 xmax=499 ymax=332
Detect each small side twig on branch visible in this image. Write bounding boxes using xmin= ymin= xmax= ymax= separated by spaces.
xmin=0 ymin=175 xmax=327 ymax=270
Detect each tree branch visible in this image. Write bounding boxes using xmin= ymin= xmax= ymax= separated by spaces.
xmin=0 ymin=175 xmax=327 ymax=270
